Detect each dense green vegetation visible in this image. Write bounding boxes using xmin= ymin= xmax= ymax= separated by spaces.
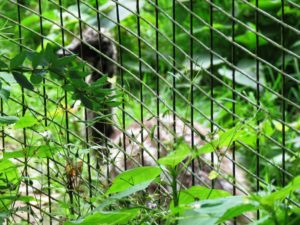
xmin=0 ymin=0 xmax=300 ymax=224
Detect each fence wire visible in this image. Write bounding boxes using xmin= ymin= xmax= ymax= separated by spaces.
xmin=0 ymin=0 xmax=300 ymax=224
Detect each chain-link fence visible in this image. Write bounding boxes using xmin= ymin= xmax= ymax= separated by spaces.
xmin=0 ymin=0 xmax=300 ymax=224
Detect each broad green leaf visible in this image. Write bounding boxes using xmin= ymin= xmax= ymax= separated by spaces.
xmin=158 ymin=142 xmax=190 ymax=167
xmin=0 ymin=59 xmax=7 ymax=68
xmin=79 ymin=94 xmax=94 ymax=110
xmin=21 ymin=10 xmax=57 ymax=30
xmin=44 ymin=44 xmax=56 ymax=63
xmin=248 ymin=216 xmax=273 ymax=225
xmin=235 ymin=23 xmax=268 ymax=50
xmin=218 ymin=59 xmax=265 ymax=89
xmin=10 ymin=52 xmax=27 ymax=69
xmin=195 ymin=126 xmax=243 ymax=157
xmin=251 ymin=0 xmax=281 ymax=10
xmin=0 ymin=195 xmax=34 ymax=203
xmin=97 ymin=180 xmax=155 ymax=210
xmin=237 ymin=128 xmax=257 ymax=147
xmin=218 ymin=203 xmax=257 ymax=223
xmin=4 ymin=145 xmax=55 ymax=159
xmin=184 ymin=54 xmax=223 ymax=71
xmin=194 ymin=142 xmax=215 ymax=156
xmin=27 ymin=51 xmax=47 ymax=68
xmin=12 ymin=71 xmax=34 ymax=91
xmin=30 ymin=71 xmax=45 ymax=84
xmin=0 ymin=116 xmax=19 ymax=125
xmin=64 ymin=209 xmax=139 ymax=225
xmin=257 ymin=176 xmax=300 ymax=206
xmin=0 ymin=73 xmax=16 ymax=84
xmin=55 ymin=55 xmax=76 ymax=67
xmin=0 ymin=159 xmax=19 ymax=211
xmin=15 ymin=115 xmax=38 ymax=128
xmin=218 ymin=126 xmax=242 ymax=147
xmin=171 ymin=186 xmax=230 ymax=212
xmin=107 ymin=166 xmax=161 ymax=194
xmin=272 ymin=120 xmax=289 ymax=132
xmin=178 ymin=211 xmax=218 ymax=225
xmin=0 ymin=88 xmax=10 ymax=102
xmin=261 ymin=120 xmax=274 ymax=137
xmin=178 ymin=196 xmax=256 ymax=225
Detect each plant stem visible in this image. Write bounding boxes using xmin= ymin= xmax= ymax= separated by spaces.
xmin=171 ymin=167 xmax=179 ymax=224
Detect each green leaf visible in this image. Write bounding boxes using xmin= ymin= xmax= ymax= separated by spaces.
xmin=184 ymin=54 xmax=223 ymax=71
xmin=256 ymin=176 xmax=300 ymax=206
xmin=218 ymin=203 xmax=257 ymax=223
xmin=107 ymin=166 xmax=161 ymax=194
xmin=44 ymin=44 xmax=56 ymax=63
xmin=218 ymin=59 xmax=265 ymax=89
xmin=237 ymin=128 xmax=257 ymax=147
xmin=12 ymin=71 xmax=34 ymax=91
xmin=171 ymin=186 xmax=230 ymax=212
xmin=194 ymin=142 xmax=215 ymax=156
xmin=64 ymin=209 xmax=140 ymax=225
xmin=0 ymin=159 xmax=19 ymax=211
xmin=0 ymin=88 xmax=10 ymax=102
xmin=96 ymin=180 xmax=155 ymax=210
xmin=195 ymin=125 xmax=243 ymax=157
xmin=10 ymin=52 xmax=27 ymax=69
xmin=0 ymin=59 xmax=7 ymax=69
xmin=15 ymin=114 xmax=39 ymax=128
xmin=55 ymin=55 xmax=76 ymax=67
xmin=235 ymin=24 xmax=268 ymax=50
xmin=0 ymin=195 xmax=34 ymax=203
xmin=0 ymin=116 xmax=19 ymax=125
xmin=218 ymin=126 xmax=242 ymax=147
xmin=79 ymin=94 xmax=94 ymax=110
xmin=3 ymin=145 xmax=55 ymax=159
xmin=30 ymin=71 xmax=45 ymax=84
xmin=27 ymin=52 xmax=47 ymax=68
xmin=261 ymin=120 xmax=274 ymax=137
xmin=248 ymin=216 xmax=273 ymax=225
xmin=158 ymin=142 xmax=191 ymax=167
xmin=251 ymin=0 xmax=281 ymax=10
xmin=272 ymin=120 xmax=289 ymax=132
xmin=178 ymin=196 xmax=256 ymax=225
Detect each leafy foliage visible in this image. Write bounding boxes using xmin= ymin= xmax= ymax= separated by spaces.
xmin=0 ymin=0 xmax=300 ymax=224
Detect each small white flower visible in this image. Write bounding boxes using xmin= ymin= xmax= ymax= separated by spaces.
xmin=191 ymin=202 xmax=201 ymax=209
xmin=147 ymin=202 xmax=157 ymax=209
xmin=40 ymin=130 xmax=52 ymax=141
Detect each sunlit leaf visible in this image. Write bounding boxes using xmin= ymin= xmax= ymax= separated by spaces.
xmin=0 ymin=159 xmax=19 ymax=211
xmin=158 ymin=142 xmax=191 ymax=167
xmin=218 ymin=59 xmax=265 ymax=89
xmin=15 ymin=114 xmax=39 ymax=128
xmin=272 ymin=120 xmax=289 ymax=132
xmin=3 ymin=145 xmax=55 ymax=159
xmin=171 ymin=186 xmax=230 ymax=212
xmin=177 ymin=196 xmax=256 ymax=225
xmin=208 ymin=170 xmax=219 ymax=180
xmin=0 ymin=88 xmax=10 ymax=102
xmin=0 ymin=116 xmax=19 ymax=125
xmin=64 ymin=209 xmax=139 ymax=225
xmin=107 ymin=166 xmax=161 ymax=194
xmin=256 ymin=176 xmax=300 ymax=206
